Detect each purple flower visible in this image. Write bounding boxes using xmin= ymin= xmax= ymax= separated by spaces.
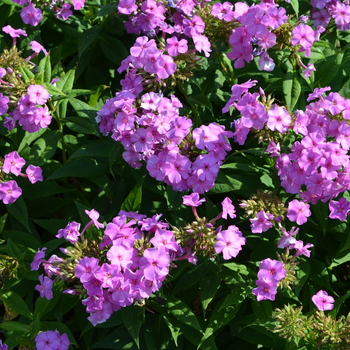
xmin=221 ymin=197 xmax=236 ymax=219
xmin=257 ymin=258 xmax=286 ymax=283
xmin=214 ymin=225 xmax=245 ymax=260
xmin=35 ymin=330 xmax=70 ymax=350
xmin=27 ymin=85 xmax=50 ymax=105
xmin=85 ymin=209 xmax=104 ymax=229
xmin=329 ymin=198 xmax=350 ymax=221
xmin=249 ymin=210 xmax=274 ymax=233
xmin=26 ymin=165 xmax=43 ymax=184
xmin=35 ymin=275 xmax=53 ymax=300
xmin=0 ymin=340 xmax=8 ymax=350
xmin=252 ymin=280 xmax=277 ymax=301
xmin=20 ymin=4 xmax=43 ymax=26
xmin=2 ymin=151 xmax=25 ymax=176
xmin=312 ymin=290 xmax=334 ymax=311
xmin=75 ymin=257 xmax=100 ymax=282
xmin=31 ymin=247 xmax=47 ymax=271
xmin=287 ymin=199 xmax=311 ymax=225
xmin=2 ymin=25 xmax=27 ymax=38
xmin=139 ymin=248 xmax=170 ymax=281
xmin=0 ymin=180 xmax=22 ymax=204
xmin=182 ymin=193 xmax=206 ymax=207
xmin=56 ymin=221 xmax=81 ymax=243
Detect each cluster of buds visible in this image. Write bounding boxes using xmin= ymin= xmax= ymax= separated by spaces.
xmin=273 ymin=303 xmax=350 ymax=349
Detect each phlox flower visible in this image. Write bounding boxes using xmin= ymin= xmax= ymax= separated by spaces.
xmin=249 ymin=210 xmax=274 ymax=233
xmin=287 ymin=199 xmax=311 ymax=225
xmin=31 ymin=247 xmax=47 ymax=271
xmin=85 ymin=209 xmax=104 ymax=229
xmin=290 ymin=240 xmax=314 ymax=258
xmin=25 ymin=164 xmax=43 ymax=184
xmin=2 ymin=25 xmax=27 ymax=38
xmin=35 ymin=275 xmax=53 ymax=300
xmin=20 ymin=4 xmax=43 ymax=26
xmin=2 ymin=151 xmax=25 ymax=176
xmin=165 ymin=37 xmax=188 ymax=56
xmin=139 ymin=248 xmax=170 ymax=281
xmin=221 ymin=197 xmax=236 ymax=219
xmin=312 ymin=290 xmax=334 ymax=311
xmin=27 ymin=85 xmax=50 ymax=105
xmin=0 ymin=180 xmax=22 ymax=204
xmin=35 ymin=330 xmax=69 ymax=350
xmin=329 ymin=198 xmax=350 ymax=221
xmin=257 ymin=258 xmax=286 ymax=283
xmin=56 ymin=221 xmax=81 ymax=243
xmin=252 ymin=280 xmax=277 ymax=301
xmin=0 ymin=340 xmax=7 ymax=350
xmin=214 ymin=225 xmax=245 ymax=260
xmin=183 ymin=193 xmax=206 ymax=207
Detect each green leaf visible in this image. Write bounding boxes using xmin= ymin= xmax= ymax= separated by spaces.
xmin=120 ymin=177 xmax=144 ymax=212
xmin=97 ymin=1 xmax=117 ymax=16
xmin=291 ymin=73 xmax=301 ymax=111
xmin=62 ymin=117 xmax=97 ymax=134
xmin=48 ymin=157 xmax=109 ymax=179
xmin=0 ymin=213 xmax=8 ymax=234
xmin=19 ymin=66 xmax=35 ymax=84
xmin=68 ymin=98 xmax=98 ymax=120
xmin=315 ymin=53 xmax=344 ymax=87
xmin=37 ymin=55 xmax=52 ymax=84
xmin=78 ymin=26 xmax=103 ymax=58
xmin=29 ymin=130 xmax=60 ymax=166
xmin=290 ymin=0 xmax=299 ymax=16
xmin=161 ymin=312 xmax=181 ymax=347
xmin=188 ymin=94 xmax=213 ymax=114
xmin=91 ymin=325 xmax=137 ymax=349
xmin=43 ymin=83 xmax=66 ymax=98
xmin=0 ymin=321 xmax=31 ymax=332
xmin=283 ymin=69 xmax=293 ymax=110
xmin=99 ymin=34 xmax=128 ymax=65
xmin=200 ymin=273 xmax=220 ymax=317
xmin=70 ymin=139 xmax=114 ymax=159
xmin=0 ymin=291 xmax=33 ymax=320
xmin=121 ymin=305 xmax=145 ymax=348
xmin=18 ymin=129 xmax=46 ymax=153
xmin=164 ymin=295 xmax=202 ymax=332
xmin=7 ymin=197 xmax=30 ymax=232
xmin=331 ymin=233 xmax=350 ymax=267
xmin=56 ymin=69 xmax=75 ymax=92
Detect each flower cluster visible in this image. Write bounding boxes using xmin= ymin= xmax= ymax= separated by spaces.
xmin=310 ymin=0 xmax=350 ymax=31
xmin=178 ymin=193 xmax=245 ymax=260
xmin=35 ymin=330 xmax=70 ymax=350
xmin=97 ymin=91 xmax=233 ymax=193
xmin=12 ymin=0 xmax=86 ymax=25
xmin=227 ymin=81 xmax=350 ymax=217
xmin=0 ymin=151 xmax=43 ymax=204
xmin=1 ymin=26 xmax=52 ymax=132
xmin=32 ymin=209 xmax=184 ymax=326
xmin=252 ymin=258 xmax=286 ymax=301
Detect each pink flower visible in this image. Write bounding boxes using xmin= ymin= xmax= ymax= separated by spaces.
xmin=56 ymin=221 xmax=81 ymax=243
xmin=72 ymin=0 xmax=85 ymax=10
xmin=287 ymin=199 xmax=311 ymax=225
xmin=30 ymin=41 xmax=48 ymax=55
xmin=20 ymin=4 xmax=43 ymax=26
xmin=252 ymin=279 xmax=277 ymax=301
xmin=257 ymin=258 xmax=286 ymax=283
xmin=0 ymin=180 xmax=22 ymax=204
xmin=221 ymin=197 xmax=236 ymax=219
xmin=182 ymin=193 xmax=206 ymax=207
xmin=35 ymin=275 xmax=53 ymax=300
xmin=139 ymin=248 xmax=170 ymax=281
xmin=2 ymin=151 xmax=25 ymax=176
xmin=26 ymin=165 xmax=43 ymax=184
xmin=85 ymin=209 xmax=104 ymax=229
xmin=2 ymin=25 xmax=27 ymax=38
xmin=214 ymin=225 xmax=245 ymax=260
xmin=249 ymin=210 xmax=274 ymax=233
xmin=312 ymin=290 xmax=334 ymax=311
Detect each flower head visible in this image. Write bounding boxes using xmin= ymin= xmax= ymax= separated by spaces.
xmin=312 ymin=290 xmax=334 ymax=311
